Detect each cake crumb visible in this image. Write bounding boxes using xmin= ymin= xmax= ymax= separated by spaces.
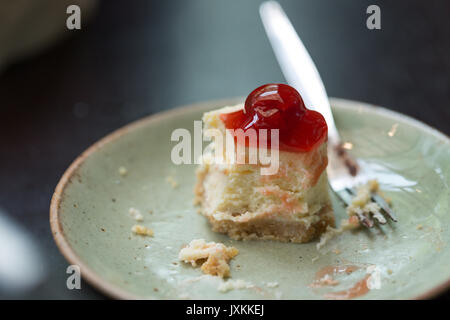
xmin=388 ymin=123 xmax=399 ymax=137
xmin=129 ymin=207 xmax=144 ymax=221
xmin=317 ymin=179 xmax=392 ymax=250
xmin=118 ymin=166 xmax=128 ymax=176
xmin=265 ymin=282 xmax=279 ymax=288
xmin=333 ymin=248 xmax=341 ymax=255
xmin=317 ymin=216 xmax=359 ymax=250
xmin=347 ymin=179 xmax=392 ymax=219
xmin=166 ymin=175 xmax=178 ymax=188
xmin=218 ymin=279 xmax=253 ymax=292
xmin=416 ymin=224 xmax=423 ymax=230
xmin=178 ymin=239 xmax=239 ymax=278
xmin=131 ymin=225 xmax=154 ymax=237
xmin=387 ymin=269 xmax=393 ymax=275
xmin=309 ymin=274 xmax=340 ymax=288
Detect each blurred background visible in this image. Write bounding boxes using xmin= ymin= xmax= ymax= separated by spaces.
xmin=0 ymin=0 xmax=448 ymax=299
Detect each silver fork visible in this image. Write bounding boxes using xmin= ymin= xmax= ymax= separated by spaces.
xmin=327 ymin=144 xmax=397 ymax=227
xmin=259 ymin=1 xmax=397 ymax=227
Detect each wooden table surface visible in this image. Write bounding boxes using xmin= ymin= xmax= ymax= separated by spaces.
xmin=0 ymin=0 xmax=448 ymax=299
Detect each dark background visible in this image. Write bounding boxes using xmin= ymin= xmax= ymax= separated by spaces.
xmin=0 ymin=0 xmax=448 ymax=299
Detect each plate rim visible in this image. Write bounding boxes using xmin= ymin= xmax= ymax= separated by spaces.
xmin=49 ymin=97 xmax=450 ymax=300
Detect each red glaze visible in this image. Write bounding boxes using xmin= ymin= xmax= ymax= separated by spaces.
xmin=220 ymin=84 xmax=328 ymax=152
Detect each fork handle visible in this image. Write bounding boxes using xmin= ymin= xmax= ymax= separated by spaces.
xmin=260 ymin=1 xmax=358 ymax=175
xmin=259 ymin=1 xmax=340 ymax=143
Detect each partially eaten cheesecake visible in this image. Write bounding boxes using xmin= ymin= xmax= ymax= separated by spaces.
xmin=195 ymin=84 xmax=334 ymax=243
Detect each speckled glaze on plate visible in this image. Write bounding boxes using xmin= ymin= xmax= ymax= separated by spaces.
xmin=50 ymin=98 xmax=450 ymax=299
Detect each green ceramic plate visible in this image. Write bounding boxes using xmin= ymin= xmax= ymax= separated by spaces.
xmin=50 ymin=98 xmax=450 ymax=299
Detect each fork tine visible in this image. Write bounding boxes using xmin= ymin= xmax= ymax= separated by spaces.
xmin=343 ymin=188 xmax=374 ymax=228
xmin=371 ymin=210 xmax=387 ymax=224
xmin=333 ymin=187 xmax=395 ymax=228
xmin=371 ymin=194 xmax=397 ymax=222
xmin=357 ymin=212 xmax=374 ymax=228
xmin=335 ymin=188 xmax=353 ymax=206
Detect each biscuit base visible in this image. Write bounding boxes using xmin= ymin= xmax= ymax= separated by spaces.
xmin=202 ymin=205 xmax=335 ymax=243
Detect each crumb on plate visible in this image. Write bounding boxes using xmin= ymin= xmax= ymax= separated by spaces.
xmin=118 ymin=166 xmax=128 ymax=176
xmin=129 ymin=207 xmax=144 ymax=221
xmin=166 ymin=175 xmax=178 ymax=188
xmin=346 ymin=179 xmax=391 ymax=218
xmin=316 ymin=215 xmax=360 ymax=249
xmin=265 ymin=282 xmax=279 ymax=288
xmin=178 ymin=239 xmax=239 ymax=278
xmin=218 ymin=279 xmax=253 ymax=292
xmin=317 ymin=179 xmax=392 ymax=250
xmin=309 ymin=274 xmax=340 ymax=288
xmin=131 ymin=225 xmax=153 ymax=237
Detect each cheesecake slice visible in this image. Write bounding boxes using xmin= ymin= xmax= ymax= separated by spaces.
xmin=195 ymin=84 xmax=334 ymax=243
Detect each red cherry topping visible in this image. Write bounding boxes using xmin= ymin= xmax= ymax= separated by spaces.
xmin=220 ymin=83 xmax=328 ymax=152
